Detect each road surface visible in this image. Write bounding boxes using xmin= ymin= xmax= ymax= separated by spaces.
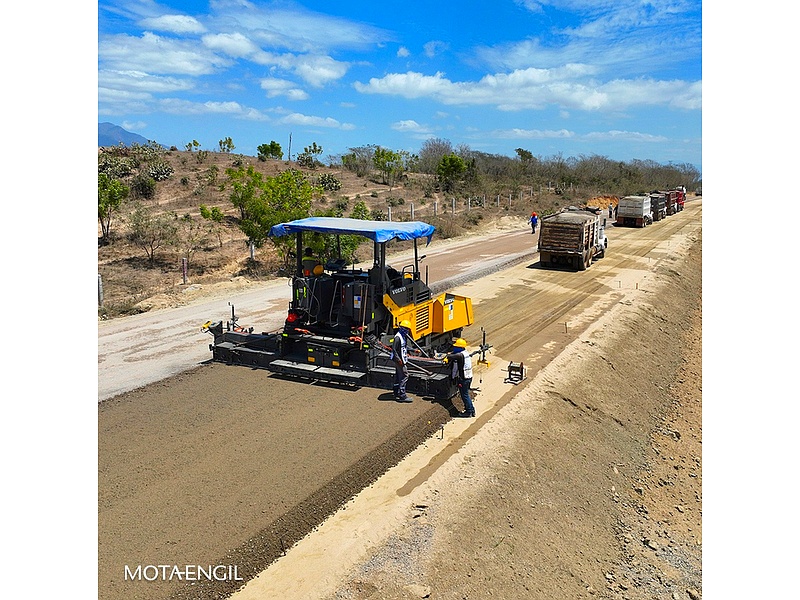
xmin=98 ymin=201 xmax=701 ymax=600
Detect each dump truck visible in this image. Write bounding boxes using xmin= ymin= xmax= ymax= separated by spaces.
xmin=201 ymin=217 xmax=487 ymax=400
xmin=538 ymin=207 xmax=607 ymax=271
xmin=664 ymin=190 xmax=679 ymax=216
xmin=649 ymin=193 xmax=667 ymax=222
xmin=673 ymin=187 xmax=686 ymax=212
xmin=616 ymin=195 xmax=652 ymax=227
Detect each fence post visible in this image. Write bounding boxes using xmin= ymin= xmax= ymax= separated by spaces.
xmin=410 ymin=202 xmax=414 ymax=219
xmin=182 ymin=257 xmax=188 ymax=285
xmin=452 ymin=198 xmax=456 ymax=215
xmin=388 ymin=206 xmax=392 ymax=221
xmin=434 ymin=201 xmax=438 ymax=216
xmin=98 ymin=273 xmax=104 ymax=307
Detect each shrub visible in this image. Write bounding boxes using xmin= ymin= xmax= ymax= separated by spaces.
xmin=148 ymin=160 xmax=174 ymax=181
xmin=98 ymin=154 xmax=134 ymax=179
xmin=318 ymin=173 xmax=342 ymax=191
xmin=297 ymin=153 xmax=315 ymax=168
xmin=130 ymin=174 xmax=157 ymax=200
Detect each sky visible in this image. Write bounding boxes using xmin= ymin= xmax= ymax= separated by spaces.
xmin=98 ymin=0 xmax=702 ymax=171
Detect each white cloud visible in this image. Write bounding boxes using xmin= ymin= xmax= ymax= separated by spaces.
xmin=99 ymin=69 xmax=194 ymax=94
xmin=202 ymin=32 xmax=262 ymax=57
xmin=98 ymin=86 xmax=152 ymax=104
xmin=584 ymin=130 xmax=667 ymax=142
xmin=156 ymin=98 xmax=270 ymax=121
xmin=99 ymin=32 xmax=232 ymax=76
xmin=278 ymin=112 xmax=356 ymax=130
xmin=260 ymin=78 xmax=309 ymax=100
xmin=209 ymin=3 xmax=392 ymax=53
xmin=476 ymin=1 xmax=701 ymax=76
xmin=292 ymin=55 xmax=350 ymax=87
xmin=390 ymin=119 xmax=438 ymax=140
xmin=121 ymin=120 xmax=147 ymax=132
xmin=355 ymin=69 xmax=701 ymax=113
xmin=423 ymin=41 xmax=448 ymax=58
xmin=397 ymin=47 xmax=410 ymax=58
xmin=140 ymin=14 xmax=206 ymax=34
xmin=391 ymin=120 xmax=424 ymax=132
xmin=513 ymin=0 xmax=546 ymax=13
xmin=492 ymin=128 xmax=574 ymax=139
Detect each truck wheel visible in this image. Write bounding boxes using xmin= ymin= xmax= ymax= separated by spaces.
xmin=577 ymin=252 xmax=588 ymax=271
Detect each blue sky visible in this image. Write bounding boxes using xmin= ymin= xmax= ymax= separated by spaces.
xmin=98 ymin=0 xmax=702 ymax=171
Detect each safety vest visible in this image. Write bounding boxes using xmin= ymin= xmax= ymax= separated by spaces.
xmin=391 ymin=331 xmax=408 ymax=364
xmin=462 ymin=351 xmax=473 ymax=379
xmin=451 ymin=349 xmax=473 ymax=380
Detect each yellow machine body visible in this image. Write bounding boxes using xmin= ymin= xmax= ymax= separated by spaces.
xmin=384 ymin=292 xmax=474 ymax=340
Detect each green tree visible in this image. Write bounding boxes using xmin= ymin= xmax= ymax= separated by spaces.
xmin=185 ymin=140 xmax=200 ymax=152
xmin=231 ymin=169 xmax=318 ymax=265
xmin=515 ymin=148 xmax=533 ymax=162
xmin=226 ymin=165 xmax=264 ymax=220
xmin=98 ymin=173 xmax=129 ymax=244
xmin=342 ymin=145 xmax=375 ymax=177
xmin=130 ymin=173 xmax=157 ymax=200
xmin=372 ymin=146 xmax=408 ymax=187
xmin=200 ymin=204 xmax=225 ymax=248
xmin=297 ymin=142 xmax=323 ymax=169
xmin=127 ymin=202 xmax=177 ymax=263
xmin=418 ymin=138 xmax=453 ymax=174
xmin=218 ymin=137 xmax=235 ymax=153
xmin=257 ymin=141 xmax=283 ymax=161
xmin=174 ymin=213 xmax=210 ymax=269
xmin=350 ymin=199 xmax=371 ymax=220
xmin=304 ymin=199 xmax=371 ymax=266
xmin=436 ymin=153 xmax=467 ymax=192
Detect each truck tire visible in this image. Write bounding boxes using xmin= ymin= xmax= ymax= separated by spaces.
xmin=577 ymin=251 xmax=588 ymax=271
xmin=539 ymin=252 xmax=550 ymax=268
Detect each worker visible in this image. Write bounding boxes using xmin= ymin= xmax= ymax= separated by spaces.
xmin=391 ymin=320 xmax=412 ymax=403
xmin=301 ymin=247 xmax=321 ymax=276
xmin=529 ymin=212 xmax=538 ymax=234
xmin=443 ymin=338 xmax=475 ymax=418
xmin=608 ymin=203 xmax=613 ymax=218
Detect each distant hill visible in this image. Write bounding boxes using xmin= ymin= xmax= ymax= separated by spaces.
xmin=98 ymin=122 xmax=151 ymax=147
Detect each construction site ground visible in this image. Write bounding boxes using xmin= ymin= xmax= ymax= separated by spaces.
xmin=98 ymin=200 xmax=702 ymax=600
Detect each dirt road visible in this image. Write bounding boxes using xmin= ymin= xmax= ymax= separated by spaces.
xmin=98 ymin=201 xmax=701 ymax=600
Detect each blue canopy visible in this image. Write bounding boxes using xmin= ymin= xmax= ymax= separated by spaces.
xmin=269 ymin=217 xmax=436 ymax=245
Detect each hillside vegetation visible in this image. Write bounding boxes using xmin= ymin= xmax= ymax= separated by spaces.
xmin=97 ymin=141 xmax=700 ymax=318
